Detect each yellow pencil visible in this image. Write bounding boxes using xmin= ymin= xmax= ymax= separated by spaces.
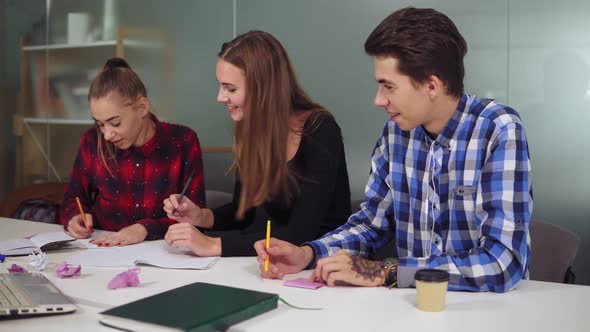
xmin=75 ymin=197 xmax=89 ymax=229
xmin=264 ymin=220 xmax=271 ymax=272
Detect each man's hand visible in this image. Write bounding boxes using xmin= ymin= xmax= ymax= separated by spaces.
xmin=311 ymin=250 xmax=384 ymax=287
xmin=254 ymin=238 xmax=314 ymax=279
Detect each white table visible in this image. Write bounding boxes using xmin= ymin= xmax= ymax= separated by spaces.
xmin=1 ymin=217 xmax=588 ymax=332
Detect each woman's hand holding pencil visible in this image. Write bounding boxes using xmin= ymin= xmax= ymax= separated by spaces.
xmin=163 ymin=194 xmax=215 ymax=229
xmin=162 ymin=169 xmax=213 ymax=227
xmin=66 ymin=197 xmax=94 ymax=239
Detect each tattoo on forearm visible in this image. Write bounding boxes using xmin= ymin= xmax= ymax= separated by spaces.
xmin=350 ymin=256 xmax=384 ymax=282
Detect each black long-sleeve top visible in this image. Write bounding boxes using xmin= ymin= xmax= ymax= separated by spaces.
xmin=208 ymin=115 xmax=351 ymax=256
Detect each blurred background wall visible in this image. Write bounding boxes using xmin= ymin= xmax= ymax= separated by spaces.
xmin=1 ymin=0 xmax=589 ymax=284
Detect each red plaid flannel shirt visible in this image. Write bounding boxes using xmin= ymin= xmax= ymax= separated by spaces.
xmin=60 ymin=114 xmax=205 ymax=239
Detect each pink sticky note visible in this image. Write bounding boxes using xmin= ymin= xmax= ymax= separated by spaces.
xmin=55 ymin=261 xmax=81 ymax=279
xmin=108 ymin=268 xmax=141 ymax=289
xmin=284 ymin=278 xmax=326 ymax=290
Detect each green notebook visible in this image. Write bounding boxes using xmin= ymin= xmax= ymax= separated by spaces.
xmin=99 ymin=282 xmax=278 ymax=332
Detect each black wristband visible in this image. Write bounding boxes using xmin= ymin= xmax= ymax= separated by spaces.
xmin=303 ymin=245 xmax=317 ymax=270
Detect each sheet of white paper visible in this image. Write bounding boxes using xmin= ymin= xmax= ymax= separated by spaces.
xmin=124 ymin=241 xmax=219 ymax=269
xmin=0 ymin=231 xmax=74 ymax=256
xmin=30 ymin=231 xmax=74 ymax=247
xmin=65 ymin=240 xmax=219 ymax=270
xmin=64 ymin=229 xmax=115 ymax=249
xmin=66 ymin=247 xmax=134 ymax=267
xmin=0 ymin=238 xmax=35 ymax=251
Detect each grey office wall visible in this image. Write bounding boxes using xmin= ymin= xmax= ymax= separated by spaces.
xmin=236 ymin=0 xmax=510 ymax=201
xmin=2 ymin=0 xmax=589 ymax=285
xmin=235 ymin=0 xmax=590 ymax=285
xmin=118 ymin=0 xmax=236 ymax=192
xmin=0 ymin=0 xmax=47 ymax=198
xmin=508 ymin=1 xmax=590 ymax=285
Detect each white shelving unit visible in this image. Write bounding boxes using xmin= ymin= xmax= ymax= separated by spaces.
xmin=16 ymin=37 xmax=120 ymax=185
xmin=16 ymin=26 xmax=174 ymax=186
xmin=22 ymin=40 xmax=117 ymax=51
xmin=21 ymin=40 xmax=157 ymax=52
xmin=23 ymin=117 xmax=93 ymax=125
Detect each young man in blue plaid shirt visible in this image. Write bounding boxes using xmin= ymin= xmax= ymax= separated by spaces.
xmin=255 ymin=7 xmax=533 ymax=292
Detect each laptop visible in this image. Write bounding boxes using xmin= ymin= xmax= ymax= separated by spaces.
xmin=0 ymin=273 xmax=77 ymax=318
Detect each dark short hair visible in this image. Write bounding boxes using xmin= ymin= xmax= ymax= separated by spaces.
xmin=364 ymin=7 xmax=467 ymax=97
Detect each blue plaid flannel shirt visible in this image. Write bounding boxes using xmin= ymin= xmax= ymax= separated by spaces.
xmin=308 ymin=94 xmax=533 ymax=292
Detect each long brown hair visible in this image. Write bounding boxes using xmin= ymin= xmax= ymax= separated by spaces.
xmin=364 ymin=7 xmax=467 ymax=97
xmin=219 ymin=31 xmax=330 ymax=219
xmin=88 ymin=57 xmax=147 ymax=175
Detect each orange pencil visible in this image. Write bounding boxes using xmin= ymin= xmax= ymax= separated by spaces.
xmin=75 ymin=197 xmax=89 ymax=229
xmin=264 ymin=220 xmax=271 ymax=272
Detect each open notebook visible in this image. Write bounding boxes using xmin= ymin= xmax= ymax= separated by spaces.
xmin=65 ymin=240 xmax=218 ymax=270
xmin=0 ymin=231 xmax=74 ymax=256
xmin=0 ymin=230 xmax=114 ymax=256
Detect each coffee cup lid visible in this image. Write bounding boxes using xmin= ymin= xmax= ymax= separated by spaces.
xmin=414 ymin=269 xmax=450 ymax=282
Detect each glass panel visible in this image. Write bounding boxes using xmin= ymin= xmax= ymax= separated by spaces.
xmin=1 ymin=0 xmax=50 ymax=192
xmin=116 ymin=0 xmax=235 ymax=191
xmin=2 ymin=0 xmax=588 ymax=285
xmin=237 ymin=0 xmax=395 ymax=197
xmin=236 ymin=0 xmax=509 ymax=200
xmin=509 ymin=0 xmax=590 ymax=284
xmin=118 ymin=0 xmax=234 ymax=147
xmin=44 ymin=0 xmax=114 ymax=183
xmin=41 ymin=0 xmax=235 ymax=189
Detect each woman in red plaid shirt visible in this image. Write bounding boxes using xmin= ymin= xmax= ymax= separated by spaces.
xmin=60 ymin=58 xmax=205 ymax=246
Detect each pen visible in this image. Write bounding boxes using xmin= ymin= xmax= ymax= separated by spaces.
xmin=172 ymin=168 xmax=197 ymax=214
xmin=265 ymin=219 xmax=271 ymax=272
xmin=75 ymin=197 xmax=89 ymax=229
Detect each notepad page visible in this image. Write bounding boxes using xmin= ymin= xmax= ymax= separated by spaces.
xmin=0 ymin=231 xmax=72 ymax=252
xmin=65 ymin=240 xmax=219 ymax=270
xmin=129 ymin=241 xmax=219 ymax=269
xmin=64 ymin=229 xmax=115 ymax=249
xmin=30 ymin=231 xmax=74 ymax=247
xmin=66 ymin=247 xmax=135 ymax=267
xmin=0 ymin=238 xmax=36 ymax=251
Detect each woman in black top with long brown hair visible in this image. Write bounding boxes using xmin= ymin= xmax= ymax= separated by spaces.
xmin=163 ymin=31 xmax=351 ymax=256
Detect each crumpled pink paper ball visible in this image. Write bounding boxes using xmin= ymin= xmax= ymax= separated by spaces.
xmin=8 ymin=264 xmax=27 ymax=274
xmin=55 ymin=261 xmax=81 ymax=279
xmin=108 ymin=268 xmax=141 ymax=289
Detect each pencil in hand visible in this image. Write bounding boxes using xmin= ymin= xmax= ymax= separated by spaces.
xmin=75 ymin=197 xmax=89 ymax=229
xmin=172 ymin=168 xmax=196 ymax=214
xmin=265 ymin=220 xmax=271 ymax=272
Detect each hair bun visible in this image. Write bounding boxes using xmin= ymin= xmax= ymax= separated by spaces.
xmin=104 ymin=57 xmax=130 ymax=70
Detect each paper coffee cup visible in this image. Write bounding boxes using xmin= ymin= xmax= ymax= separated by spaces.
xmin=415 ymin=269 xmax=450 ymax=312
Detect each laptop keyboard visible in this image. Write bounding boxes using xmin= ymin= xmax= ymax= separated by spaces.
xmin=0 ymin=275 xmax=31 ymax=307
